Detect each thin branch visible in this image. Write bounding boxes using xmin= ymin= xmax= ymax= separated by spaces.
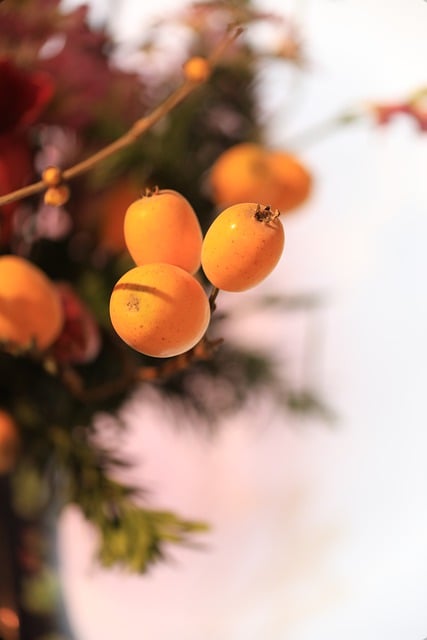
xmin=58 ymin=336 xmax=224 ymax=403
xmin=0 ymin=27 xmax=243 ymax=208
xmin=208 ymin=286 xmax=220 ymax=312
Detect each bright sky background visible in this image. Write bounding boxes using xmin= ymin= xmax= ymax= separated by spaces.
xmin=59 ymin=1 xmax=427 ymax=639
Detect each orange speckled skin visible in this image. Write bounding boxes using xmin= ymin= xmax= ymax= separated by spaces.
xmin=124 ymin=189 xmax=203 ymax=274
xmin=109 ymin=263 xmax=210 ymax=358
xmin=0 ymin=255 xmax=64 ymax=350
xmin=201 ymin=203 xmax=285 ymax=292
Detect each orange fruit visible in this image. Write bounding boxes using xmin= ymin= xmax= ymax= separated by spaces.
xmin=267 ymin=150 xmax=312 ymax=212
xmin=201 ymin=202 xmax=285 ymax=292
xmin=0 ymin=255 xmax=63 ymax=350
xmin=0 ymin=410 xmax=20 ymax=474
xmin=109 ymin=263 xmax=210 ymax=358
xmin=98 ymin=178 xmax=142 ymax=254
xmin=209 ymin=143 xmax=284 ymax=209
xmin=124 ymin=189 xmax=203 ymax=274
xmin=209 ymin=143 xmax=312 ymax=212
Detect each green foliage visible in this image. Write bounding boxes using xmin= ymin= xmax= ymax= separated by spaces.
xmin=22 ymin=568 xmax=60 ymax=615
xmin=97 ymin=507 xmax=208 ymax=572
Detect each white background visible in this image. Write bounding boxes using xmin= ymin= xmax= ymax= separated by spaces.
xmin=59 ymin=1 xmax=427 ymax=639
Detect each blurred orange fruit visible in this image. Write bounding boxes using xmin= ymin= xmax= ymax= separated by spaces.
xmin=0 ymin=255 xmax=63 ymax=350
xmin=98 ymin=178 xmax=142 ymax=254
xmin=209 ymin=143 xmax=284 ymax=209
xmin=268 ymin=150 xmax=312 ymax=212
xmin=209 ymin=143 xmax=312 ymax=213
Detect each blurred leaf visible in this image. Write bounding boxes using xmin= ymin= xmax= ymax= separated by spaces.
xmin=22 ymin=568 xmax=59 ymax=615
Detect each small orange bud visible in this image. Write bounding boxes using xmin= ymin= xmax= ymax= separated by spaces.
xmin=42 ymin=166 xmax=63 ymax=187
xmin=183 ymin=56 xmax=211 ymax=83
xmin=44 ymin=184 xmax=70 ymax=207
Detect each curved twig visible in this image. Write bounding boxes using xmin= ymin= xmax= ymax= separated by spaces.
xmin=0 ymin=27 xmax=243 ymax=208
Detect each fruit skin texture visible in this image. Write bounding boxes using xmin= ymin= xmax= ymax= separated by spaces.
xmin=0 ymin=255 xmax=63 ymax=350
xmin=201 ymin=202 xmax=285 ymax=292
xmin=123 ymin=189 xmax=203 ymax=274
xmin=109 ymin=263 xmax=210 ymax=358
xmin=209 ymin=143 xmax=312 ymax=213
xmin=0 ymin=410 xmax=20 ymax=475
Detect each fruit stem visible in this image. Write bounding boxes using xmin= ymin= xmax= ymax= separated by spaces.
xmin=254 ymin=204 xmax=280 ymax=223
xmin=209 ymin=286 xmax=220 ymax=311
xmin=143 ymin=186 xmax=160 ymax=198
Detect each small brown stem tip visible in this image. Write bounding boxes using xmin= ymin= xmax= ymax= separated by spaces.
xmin=254 ymin=204 xmax=281 ymax=222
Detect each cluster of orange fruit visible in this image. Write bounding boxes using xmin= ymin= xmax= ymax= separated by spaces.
xmin=0 ymin=143 xmax=310 ymax=467
xmin=109 ymin=143 xmax=311 ymax=359
xmin=0 ymin=143 xmax=310 ymax=363
xmin=109 ymin=189 xmax=285 ymax=358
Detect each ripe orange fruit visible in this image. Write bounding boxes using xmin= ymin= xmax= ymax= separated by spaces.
xmin=209 ymin=143 xmax=284 ymax=209
xmin=201 ymin=202 xmax=285 ymax=292
xmin=124 ymin=189 xmax=203 ymax=274
xmin=109 ymin=263 xmax=210 ymax=358
xmin=0 ymin=255 xmax=63 ymax=350
xmin=209 ymin=143 xmax=312 ymax=213
xmin=0 ymin=410 xmax=20 ymax=474
xmin=268 ymin=150 xmax=312 ymax=212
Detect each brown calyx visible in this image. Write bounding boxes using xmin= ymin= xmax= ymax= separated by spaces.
xmin=254 ymin=204 xmax=280 ymax=222
xmin=143 ymin=185 xmax=160 ymax=198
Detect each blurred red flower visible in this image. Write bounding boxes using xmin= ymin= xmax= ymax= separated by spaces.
xmin=0 ymin=134 xmax=32 ymax=244
xmin=0 ymin=58 xmax=54 ymax=134
xmin=52 ymin=283 xmax=101 ymax=365
xmin=372 ymin=100 xmax=427 ymax=131
xmin=0 ymin=58 xmax=54 ymax=244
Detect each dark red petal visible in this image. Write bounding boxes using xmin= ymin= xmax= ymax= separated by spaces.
xmin=0 ymin=59 xmax=54 ymax=134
